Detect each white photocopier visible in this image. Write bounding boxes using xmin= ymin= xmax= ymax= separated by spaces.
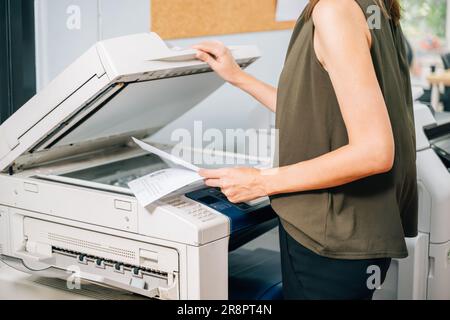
xmin=375 ymin=103 xmax=450 ymax=300
xmin=0 ymin=33 xmax=280 ymax=300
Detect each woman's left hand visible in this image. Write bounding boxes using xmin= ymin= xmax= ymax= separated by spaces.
xmin=199 ymin=168 xmax=268 ymax=204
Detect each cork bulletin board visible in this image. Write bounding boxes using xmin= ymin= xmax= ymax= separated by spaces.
xmin=151 ymin=0 xmax=297 ymax=39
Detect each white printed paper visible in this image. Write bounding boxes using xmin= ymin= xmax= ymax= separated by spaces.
xmin=275 ymin=0 xmax=308 ymax=22
xmin=132 ymin=137 xmax=200 ymax=172
xmin=128 ymin=168 xmax=203 ymax=208
xmin=128 ymin=138 xmax=203 ymax=208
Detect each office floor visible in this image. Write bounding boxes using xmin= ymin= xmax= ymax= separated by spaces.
xmin=244 ymin=227 xmax=280 ymax=252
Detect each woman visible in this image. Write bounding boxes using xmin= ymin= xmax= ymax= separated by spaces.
xmin=194 ymin=0 xmax=418 ymax=300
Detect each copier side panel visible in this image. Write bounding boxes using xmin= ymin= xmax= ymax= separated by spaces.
xmin=0 ymin=208 xmax=28 ymax=259
xmin=428 ymin=241 xmax=450 ymax=300
xmin=0 ymin=206 xmax=11 ymax=256
xmin=417 ymin=149 xmax=450 ymax=243
xmin=374 ymin=233 xmax=429 ymax=300
xmin=186 ymin=237 xmax=229 ymax=300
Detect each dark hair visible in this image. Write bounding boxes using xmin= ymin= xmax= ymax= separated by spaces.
xmin=304 ymin=0 xmax=401 ymax=25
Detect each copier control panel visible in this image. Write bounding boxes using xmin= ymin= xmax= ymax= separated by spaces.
xmin=164 ymin=197 xmax=219 ymax=224
xmin=186 ymin=188 xmax=277 ymax=234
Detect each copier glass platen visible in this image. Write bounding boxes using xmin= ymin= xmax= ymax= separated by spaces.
xmin=0 ymin=33 xmax=277 ymax=299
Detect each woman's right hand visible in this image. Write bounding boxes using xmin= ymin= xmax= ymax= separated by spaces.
xmin=194 ymin=41 xmax=278 ymax=113
xmin=193 ymin=41 xmax=245 ymax=86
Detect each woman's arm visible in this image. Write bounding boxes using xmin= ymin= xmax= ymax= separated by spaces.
xmin=200 ymin=0 xmax=395 ymax=204
xmin=193 ymin=41 xmax=278 ymax=112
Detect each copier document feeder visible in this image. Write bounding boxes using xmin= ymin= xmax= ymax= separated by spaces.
xmin=0 ymin=33 xmax=278 ymax=299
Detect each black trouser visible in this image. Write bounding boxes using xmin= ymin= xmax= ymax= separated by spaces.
xmin=279 ymin=222 xmax=392 ymax=300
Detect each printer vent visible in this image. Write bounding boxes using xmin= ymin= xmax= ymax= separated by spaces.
xmin=47 ymin=233 xmax=135 ymax=260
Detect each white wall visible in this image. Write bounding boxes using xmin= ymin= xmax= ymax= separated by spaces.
xmin=35 ymin=0 xmax=151 ymax=90
xmin=34 ymin=0 xmax=293 ymax=144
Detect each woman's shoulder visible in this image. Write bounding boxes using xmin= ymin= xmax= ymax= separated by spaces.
xmin=312 ymin=0 xmax=370 ymax=39
xmin=312 ymin=0 xmax=366 ymax=23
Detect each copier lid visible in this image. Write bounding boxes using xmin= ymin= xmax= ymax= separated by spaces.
xmin=0 ymin=33 xmax=260 ymax=172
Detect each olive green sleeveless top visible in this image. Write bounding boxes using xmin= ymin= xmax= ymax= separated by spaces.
xmin=271 ymin=0 xmax=418 ymax=259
